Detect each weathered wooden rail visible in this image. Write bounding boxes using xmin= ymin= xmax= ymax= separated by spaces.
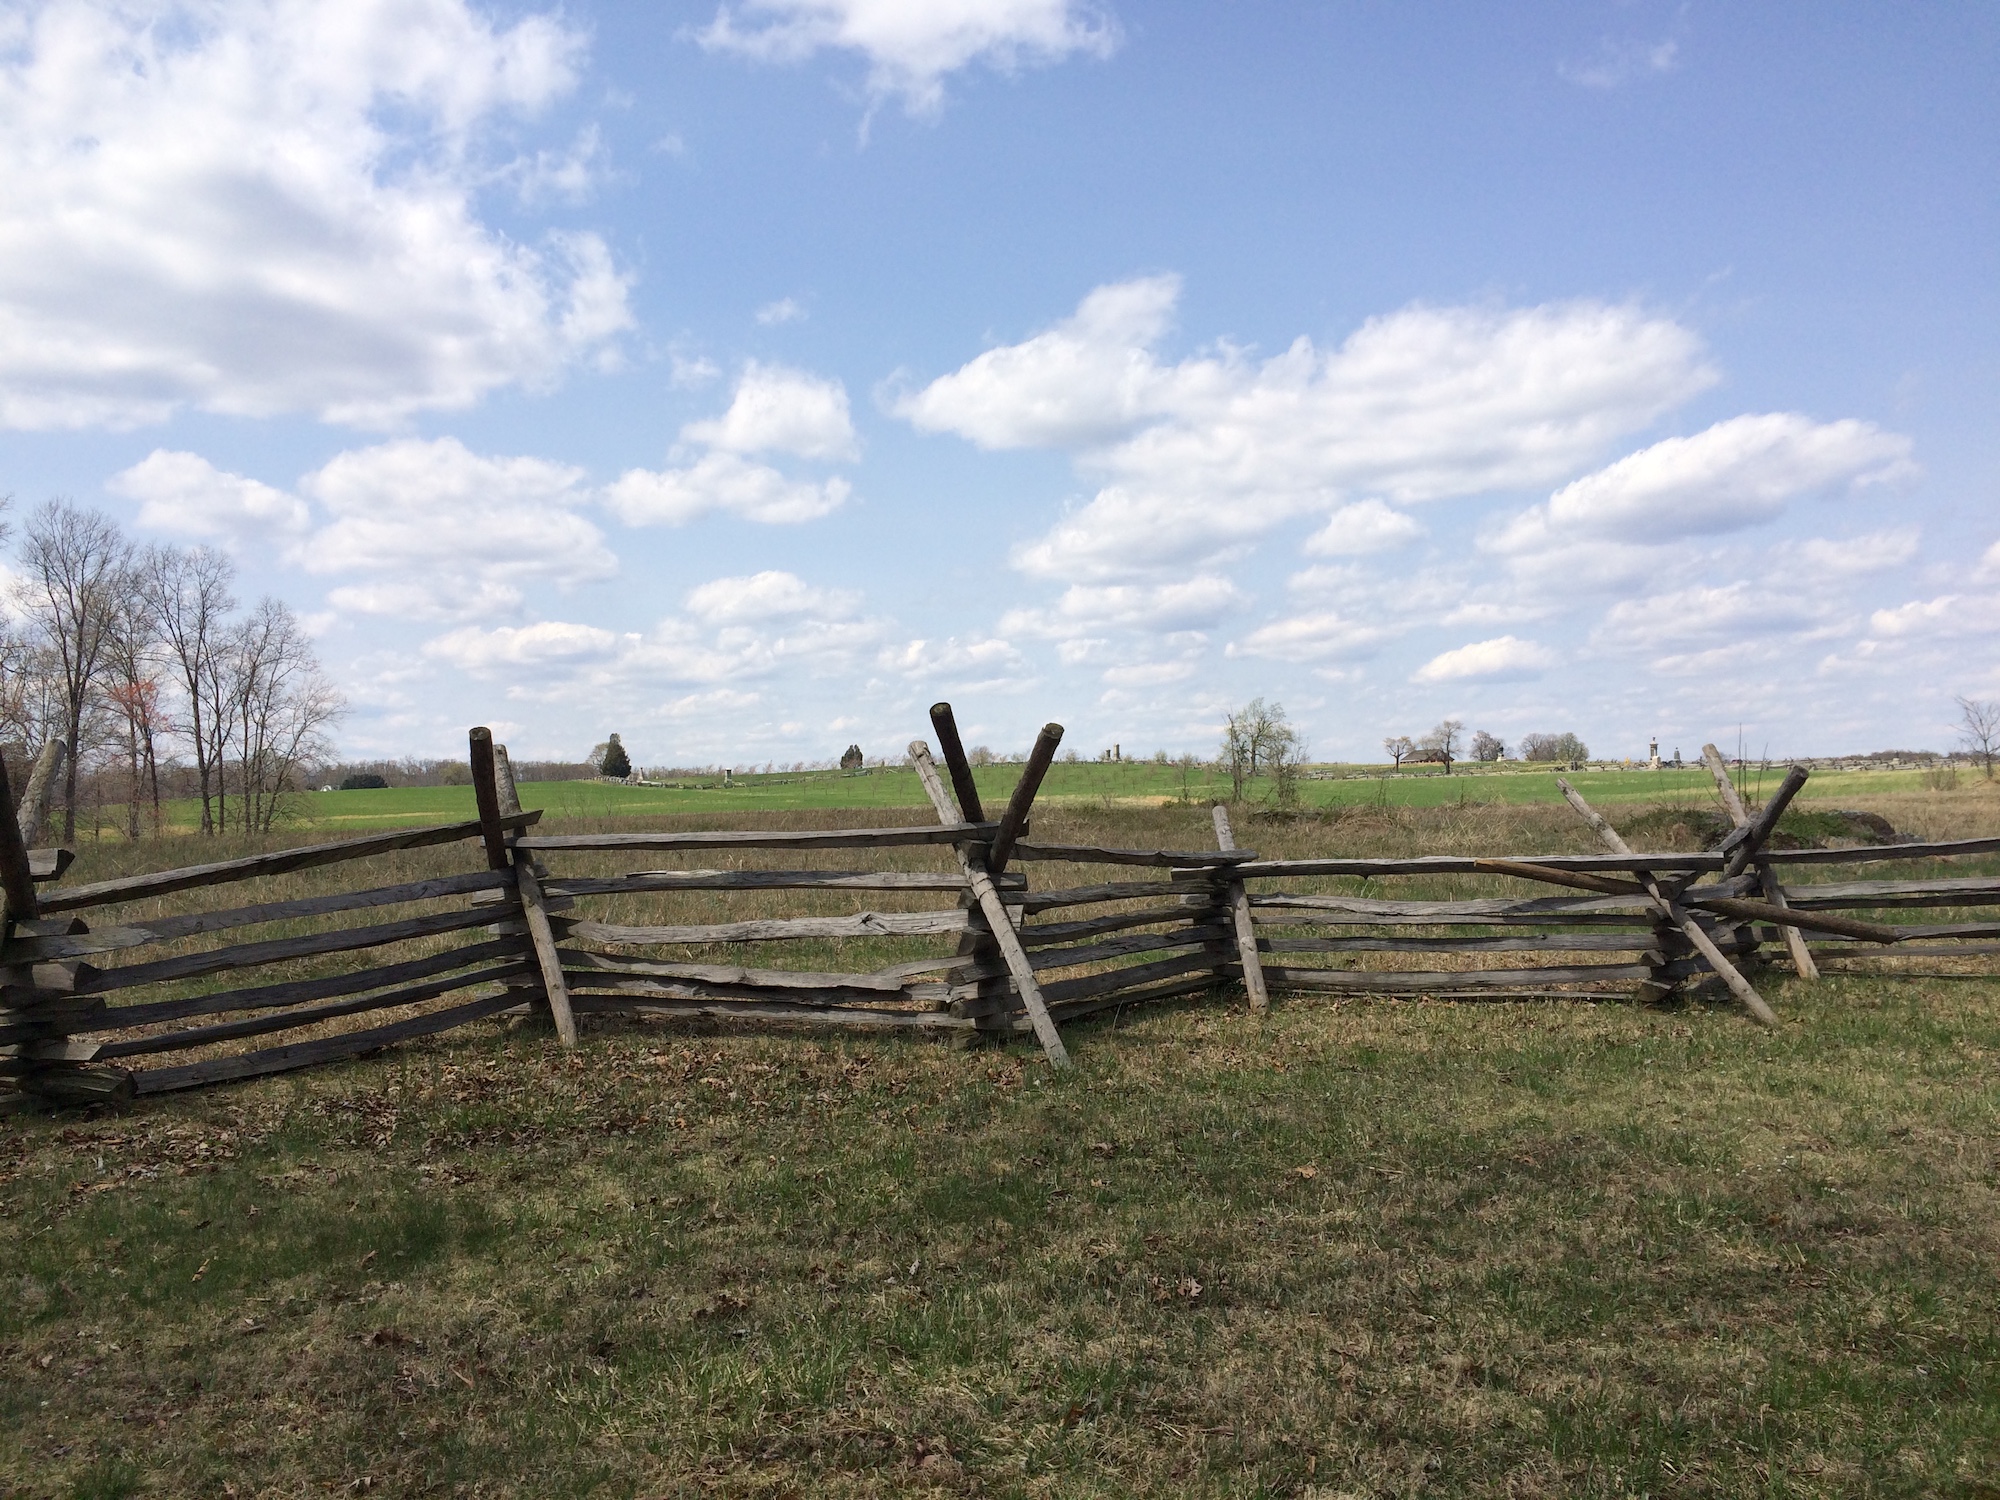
xmin=1 ymin=712 xmax=1993 ymax=1111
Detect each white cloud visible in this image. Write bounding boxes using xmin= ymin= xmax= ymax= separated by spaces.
xmin=755 ymin=297 xmax=807 ymax=326
xmin=1413 ymin=635 xmax=1556 ymax=684
xmin=695 ymin=0 xmax=1120 ymax=115
xmin=424 ymin=619 xmax=625 ymax=672
xmin=1595 ymin=583 xmax=1830 ymax=654
xmin=1229 ymin=610 xmax=1391 ymax=665
xmin=1561 ymin=35 xmax=1681 ymax=90
xmin=999 ymin=574 xmax=1242 ymax=637
xmin=603 ymin=452 xmax=850 ymax=526
xmin=684 ymin=570 xmax=861 ymax=624
xmin=1976 ymin=540 xmax=2000 ymax=582
xmin=108 ymin=448 xmax=309 ymax=541
xmin=0 ymin=0 xmax=631 ymax=430
xmin=903 ymin=276 xmax=1715 ymax=580
xmin=684 ymin=361 xmax=857 ymax=459
xmin=297 ymin=437 xmax=614 ymax=619
xmin=1303 ymin=499 xmax=1425 ymax=557
xmin=1099 ymin=659 xmax=1195 ymax=687
xmin=1866 ymin=593 xmax=2000 ymax=642
xmin=877 ymin=634 xmax=1032 ymax=690
xmin=1795 ymin=529 xmax=1920 ymax=577
xmin=1521 ymin=414 xmax=1914 ymax=545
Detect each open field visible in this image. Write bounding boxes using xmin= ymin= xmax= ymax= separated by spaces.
xmin=5 ymin=789 xmax=2000 ymax=1495
xmin=130 ymin=759 xmax=1966 ymax=835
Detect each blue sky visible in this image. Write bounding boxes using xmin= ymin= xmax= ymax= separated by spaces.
xmin=0 ymin=0 xmax=1994 ymax=765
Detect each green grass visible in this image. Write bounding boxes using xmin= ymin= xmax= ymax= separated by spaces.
xmin=4 ymin=979 xmax=1997 ymax=1496
xmin=148 ymin=760 xmax=1952 ymax=834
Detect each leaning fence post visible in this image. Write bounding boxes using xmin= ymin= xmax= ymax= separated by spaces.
xmin=1703 ymin=744 xmax=1818 ymax=980
xmin=910 ymin=739 xmax=1070 ymax=1069
xmin=0 ymin=750 xmax=41 ymax=927
xmin=990 ymin=724 xmax=1063 ymax=876
xmin=1557 ymin=777 xmax=1778 ymax=1028
xmin=491 ymin=743 xmax=577 ymax=1048
xmin=468 ymin=728 xmax=511 ymax=873
xmin=1211 ymin=804 xmax=1269 ymax=1014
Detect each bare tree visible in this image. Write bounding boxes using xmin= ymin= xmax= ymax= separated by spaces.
xmin=1383 ymin=734 xmax=1414 ymax=769
xmin=104 ymin=592 xmax=167 ymax=838
xmin=15 ymin=501 xmax=131 ymax=841
xmin=1957 ymin=695 xmax=2000 ymax=780
xmin=1470 ymin=730 xmax=1505 ymax=763
xmin=139 ymin=544 xmax=236 ymax=834
xmin=229 ymin=598 xmax=345 ymax=832
xmin=1223 ymin=698 xmax=1296 ymax=799
xmin=1419 ymin=719 xmax=1464 ymax=774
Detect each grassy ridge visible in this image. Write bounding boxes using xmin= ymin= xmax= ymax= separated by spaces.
xmin=151 ymin=760 xmax=1954 ymax=834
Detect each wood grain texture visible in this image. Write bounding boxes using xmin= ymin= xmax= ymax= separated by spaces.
xmin=563 ymin=909 xmax=970 ymax=945
xmin=1212 ymin=804 xmax=1269 ymax=1014
xmin=38 ymin=813 xmax=539 ymax=914
xmin=517 ymin=824 xmax=997 ymax=852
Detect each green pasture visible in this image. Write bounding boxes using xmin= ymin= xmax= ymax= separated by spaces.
xmin=168 ymin=759 xmax=1942 ymax=833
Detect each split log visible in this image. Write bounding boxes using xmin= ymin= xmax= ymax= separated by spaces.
xmin=1251 ymin=893 xmax=1656 ymax=923
xmin=558 ymin=950 xmax=909 ymax=993
xmin=69 ymin=903 xmax=523 ymax=994
xmin=910 ymin=740 xmax=1069 ymax=1067
xmin=1015 ymin=842 xmax=1257 ymax=870
xmin=1719 ymin=766 xmax=1810 ymax=880
xmin=1211 ymin=805 xmax=1269 ymax=1014
xmin=1469 ymin=858 xmax=1900 ymax=943
xmin=1259 ymin=932 xmax=1663 ymax=956
xmin=1262 ymin=963 xmax=1654 ymax=993
xmin=517 ymin=824 xmax=997 ymax=853
xmin=929 ymin=702 xmax=987 ymax=822
xmin=562 ymin=909 xmax=970 ymax=945
xmin=133 ymin=990 xmax=520 ymax=1095
xmin=29 ymin=850 xmax=71 ymax=882
xmin=989 ymin=724 xmax=1063 ymax=876
xmin=92 ymin=937 xmax=527 ymax=1028
xmin=1557 ymin=777 xmax=1778 ymax=1026
xmin=1020 ymin=880 xmax=1192 ymax=913
xmin=490 ymin=742 xmax=576 ymax=1048
xmin=544 ymin=869 xmax=997 ymax=896
xmin=38 ymin=812 xmax=540 ymax=915
xmin=19 ymin=1064 xmax=134 ymax=1108
xmin=564 ymin=993 xmax=976 ymax=1033
xmin=94 ymin=959 xmax=532 ymax=1059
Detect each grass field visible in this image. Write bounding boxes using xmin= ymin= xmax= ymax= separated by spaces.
xmin=136 ymin=759 xmax=1957 ymax=835
xmin=5 ymin=791 xmax=1998 ymax=1496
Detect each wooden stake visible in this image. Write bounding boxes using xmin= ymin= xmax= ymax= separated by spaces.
xmin=1704 ymin=744 xmax=1819 ymax=980
xmin=910 ymin=740 xmax=1070 ymax=1069
xmin=492 ymin=742 xmax=577 ymax=1048
xmin=1211 ymin=804 xmax=1269 ymax=1014
xmin=468 ymin=728 xmax=510 ymax=873
xmin=1557 ymin=777 xmax=1779 ymax=1027
xmin=929 ymin=702 xmax=986 ymax=822
xmin=989 ymin=723 xmax=1063 ymax=877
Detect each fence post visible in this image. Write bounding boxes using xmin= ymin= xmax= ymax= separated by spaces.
xmin=487 ymin=738 xmax=577 ymax=1049
xmin=1211 ymin=804 xmax=1269 ymax=1014
xmin=468 ymin=728 xmax=511 ymax=873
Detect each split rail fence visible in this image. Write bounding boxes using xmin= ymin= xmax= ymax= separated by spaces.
xmin=3 ymin=708 xmax=1996 ymax=1109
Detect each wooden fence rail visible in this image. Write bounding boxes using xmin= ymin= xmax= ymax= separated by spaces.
xmin=3 ymin=716 xmax=1996 ymax=1111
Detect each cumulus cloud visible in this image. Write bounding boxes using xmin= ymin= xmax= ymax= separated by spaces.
xmin=1412 ymin=635 xmax=1555 ymax=684
xmin=608 ymin=362 xmax=859 ymax=528
xmin=424 ymin=570 xmax=888 ymax=695
xmin=0 ymin=0 xmax=631 ymax=430
xmin=683 ymin=362 xmax=858 ymax=460
xmin=603 ymin=453 xmax=850 ymax=526
xmin=108 ymin=449 xmax=310 ymax=542
xmin=298 ymin=437 xmax=615 ymax=619
xmin=901 ymin=276 xmax=1714 ymax=581
xmin=999 ymin=574 xmax=1243 ymax=638
xmin=695 ymin=0 xmax=1120 ymax=115
xmin=1866 ymin=592 xmax=2000 ymax=642
xmin=1303 ymin=499 xmax=1425 ymax=557
xmin=1795 ymin=529 xmax=1920 ymax=577
xmin=424 ymin=619 xmax=625 ymax=672
xmin=877 ymin=634 xmax=1032 ymax=691
xmin=684 ymin=570 xmax=861 ymax=624
xmin=1229 ymin=610 xmax=1391 ymax=665
xmin=1515 ymin=414 xmax=1914 ymax=546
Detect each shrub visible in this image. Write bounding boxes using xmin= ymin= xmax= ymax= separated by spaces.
xmin=839 ymin=744 xmax=864 ymax=770
xmin=338 ymin=773 xmax=388 ymax=791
